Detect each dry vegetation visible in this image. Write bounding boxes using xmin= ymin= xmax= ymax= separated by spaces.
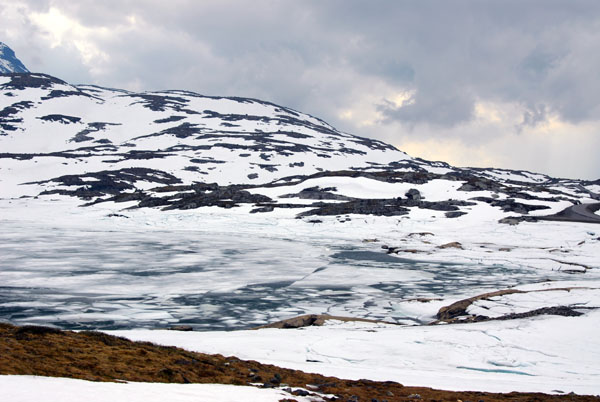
xmin=1 ymin=323 xmax=598 ymax=402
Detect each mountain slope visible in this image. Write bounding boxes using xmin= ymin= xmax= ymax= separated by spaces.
xmin=0 ymin=42 xmax=29 ymax=74
xmin=0 ymin=72 xmax=598 ymax=221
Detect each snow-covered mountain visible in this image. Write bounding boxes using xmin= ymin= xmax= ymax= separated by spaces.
xmin=0 ymin=72 xmax=598 ymax=222
xmin=0 ymin=42 xmax=29 ymax=74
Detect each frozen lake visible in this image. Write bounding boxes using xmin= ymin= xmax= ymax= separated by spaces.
xmin=0 ymin=221 xmax=579 ymax=330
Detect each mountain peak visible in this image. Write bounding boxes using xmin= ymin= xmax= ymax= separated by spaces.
xmin=0 ymin=42 xmax=29 ymax=74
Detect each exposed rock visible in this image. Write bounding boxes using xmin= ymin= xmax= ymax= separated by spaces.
xmin=296 ymin=199 xmax=410 ymax=217
xmin=280 ymin=186 xmax=352 ymax=201
xmin=35 ymin=168 xmax=181 ymax=199
xmin=1 ymin=73 xmax=66 ymax=90
xmin=70 ymin=122 xmax=121 ymax=143
xmin=107 ymin=213 xmax=129 ymax=218
xmin=445 ymin=211 xmax=466 ymax=218
xmin=458 ymin=177 xmax=502 ymax=192
xmin=255 ymin=314 xmax=396 ymax=329
xmin=161 ymin=185 xmax=272 ymax=211
xmin=537 ymin=202 xmax=600 ymax=224
xmin=407 ymin=232 xmax=434 ymax=237
xmin=498 ymin=217 xmax=520 ymax=226
xmin=437 ymin=242 xmax=463 ymax=249
xmin=405 ymin=188 xmax=422 ymax=201
xmin=473 ymin=197 xmax=550 ymax=214
xmin=499 ymin=216 xmax=540 ymax=225
xmin=493 ymin=306 xmax=584 ymax=320
xmin=294 ymin=196 xmax=475 ymax=218
xmin=436 ymin=289 xmax=523 ymax=321
xmin=250 ymin=205 xmax=274 ymax=213
xmin=169 ymin=325 xmax=193 ymax=331
xmin=386 ymin=248 xmax=424 ymax=254
xmin=435 ymin=286 xmax=594 ymax=324
xmin=39 ymin=114 xmax=81 ymax=124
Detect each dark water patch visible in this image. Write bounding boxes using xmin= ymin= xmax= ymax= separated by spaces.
xmin=332 ymin=250 xmax=420 ymax=264
xmin=457 ymin=366 xmax=535 ymax=376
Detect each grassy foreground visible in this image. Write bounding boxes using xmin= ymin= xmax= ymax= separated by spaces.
xmin=1 ymin=323 xmax=598 ymax=402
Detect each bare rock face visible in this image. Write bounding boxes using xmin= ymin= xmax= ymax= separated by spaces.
xmin=0 ymin=42 xmax=29 ymax=73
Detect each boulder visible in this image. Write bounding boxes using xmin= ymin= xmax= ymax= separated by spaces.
xmin=437 ymin=242 xmax=463 ymax=249
xmin=405 ymin=188 xmax=422 ymax=201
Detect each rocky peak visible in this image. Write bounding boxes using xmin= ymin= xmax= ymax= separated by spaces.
xmin=0 ymin=42 xmax=29 ymax=74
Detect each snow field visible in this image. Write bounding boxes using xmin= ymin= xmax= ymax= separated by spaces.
xmin=0 ymin=376 xmax=317 ymax=402
xmin=111 ymin=308 xmax=600 ymax=395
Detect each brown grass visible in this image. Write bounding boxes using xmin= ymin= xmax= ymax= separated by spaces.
xmin=1 ymin=323 xmax=598 ymax=401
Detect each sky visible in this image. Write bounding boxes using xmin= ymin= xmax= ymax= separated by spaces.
xmin=1 ymin=0 xmax=599 ymax=180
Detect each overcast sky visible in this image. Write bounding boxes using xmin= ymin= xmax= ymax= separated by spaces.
xmin=2 ymin=0 xmax=599 ymax=180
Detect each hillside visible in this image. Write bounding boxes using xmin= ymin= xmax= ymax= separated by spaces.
xmin=1 ymin=72 xmax=598 ymax=223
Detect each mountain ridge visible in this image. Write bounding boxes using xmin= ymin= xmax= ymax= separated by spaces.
xmin=1 ymin=71 xmax=599 ymax=222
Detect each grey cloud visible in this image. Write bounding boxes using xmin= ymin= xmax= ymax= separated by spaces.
xmin=2 ymin=0 xmax=600 ymax=178
xmin=519 ymin=48 xmax=563 ymax=82
xmin=378 ymin=90 xmax=475 ymax=128
xmin=517 ymin=104 xmax=548 ymax=132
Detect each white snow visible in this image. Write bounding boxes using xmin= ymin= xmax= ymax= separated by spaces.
xmin=0 ymin=376 xmax=317 ymax=402
xmin=477 ymin=169 xmax=550 ymax=184
xmin=111 ymin=308 xmax=600 ymax=395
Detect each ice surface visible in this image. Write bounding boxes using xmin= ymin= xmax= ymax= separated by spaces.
xmin=1 ymin=194 xmax=599 ymax=330
xmin=2 ymin=218 xmax=568 ymax=330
